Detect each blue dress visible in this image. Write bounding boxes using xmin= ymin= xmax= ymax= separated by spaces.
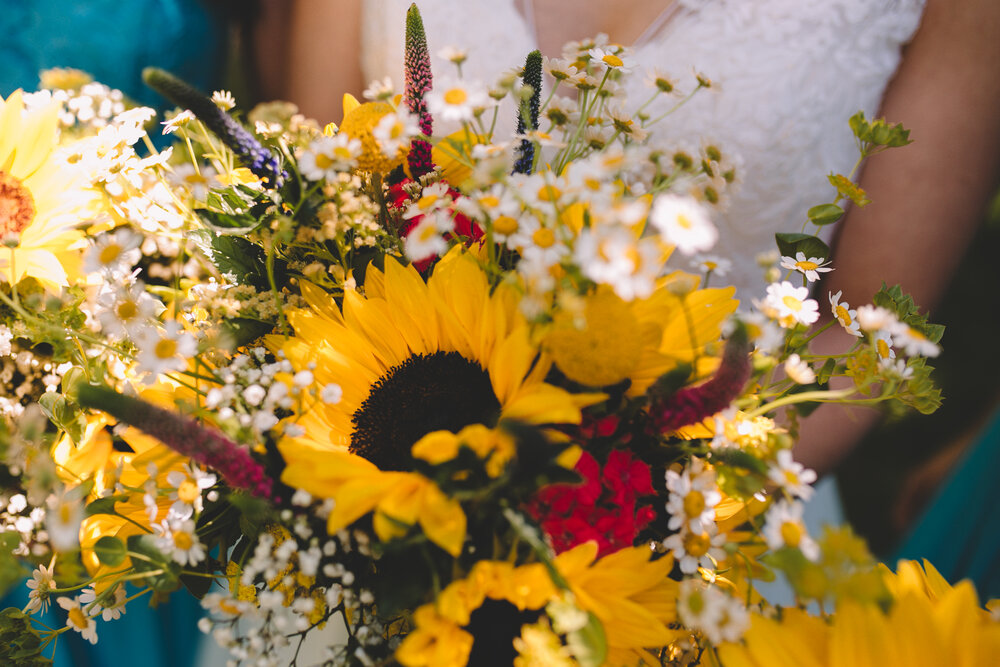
xmin=1 ymin=2 xmax=226 ymax=664
xmin=891 ymin=407 xmax=1000 ymax=600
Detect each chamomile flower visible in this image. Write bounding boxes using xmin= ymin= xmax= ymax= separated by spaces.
xmin=167 ymin=163 xmax=220 ymax=201
xmin=828 ymin=290 xmax=862 ymax=337
xmin=759 ymin=281 xmax=820 ymax=327
xmin=133 ymin=320 xmax=197 ymax=382
xmin=156 ymin=518 xmax=206 ymax=566
xmin=783 ymin=353 xmax=816 ymax=385
xmin=96 ymin=280 xmax=162 ymax=340
xmin=46 ymin=494 xmax=84 ymax=552
xmin=166 ymin=464 xmax=217 ymax=520
xmin=649 ymin=194 xmax=718 ymax=255
xmin=587 ymin=46 xmax=636 ymax=73
xmin=161 ymin=109 xmax=195 ymax=134
xmin=780 ymin=251 xmax=833 ymax=283
xmin=855 ymin=304 xmax=899 ymax=333
xmin=83 ymin=227 xmax=143 ymax=276
xmin=437 ymin=46 xmax=468 ymax=65
xmin=211 ymin=90 xmax=236 ymax=110
xmin=892 ymin=325 xmax=940 ymax=358
xmin=362 ymin=76 xmax=395 ymax=102
xmin=767 ymin=449 xmax=817 ymax=501
xmin=690 ymin=254 xmax=732 ymax=278
xmin=57 ymin=596 xmax=98 ymax=644
xmin=372 ymin=110 xmax=420 ymax=160
xmin=762 ymin=499 xmax=819 ymax=561
xmin=880 ymin=357 xmax=914 ymax=380
xmin=872 ymin=330 xmax=896 ymax=363
xmin=665 ymin=458 xmax=722 ymax=532
xmin=404 ymin=212 xmax=452 ymax=263
xmin=25 ymin=561 xmax=55 ymax=613
xmin=737 ymin=311 xmax=784 ymax=354
xmin=401 ymin=182 xmax=452 ymax=220
xmin=426 ymin=77 xmax=490 ymax=123
xmin=574 ymin=226 xmax=660 ymax=301
xmin=661 ymin=523 xmax=727 ymax=574
xmin=677 ymin=580 xmax=750 ymax=645
xmin=79 ymin=585 xmax=128 ymax=622
xmin=299 ymin=134 xmax=361 ymax=181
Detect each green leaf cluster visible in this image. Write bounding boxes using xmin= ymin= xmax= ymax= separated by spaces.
xmin=0 ymin=608 xmax=51 ymax=666
xmin=872 ymin=283 xmax=945 ymax=344
xmin=849 ymin=111 xmax=912 ymax=154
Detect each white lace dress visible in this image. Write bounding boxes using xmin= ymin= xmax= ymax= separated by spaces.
xmin=363 ymin=0 xmax=926 ymax=295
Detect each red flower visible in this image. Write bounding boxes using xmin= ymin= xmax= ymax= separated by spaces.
xmin=526 ymin=449 xmax=656 ymax=557
xmin=389 ymin=179 xmax=483 ymax=271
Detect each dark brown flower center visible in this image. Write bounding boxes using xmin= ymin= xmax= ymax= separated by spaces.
xmin=350 ymin=351 xmax=501 ymax=472
xmin=0 ymin=170 xmax=36 ymax=238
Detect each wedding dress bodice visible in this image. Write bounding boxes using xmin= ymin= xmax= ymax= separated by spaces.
xmin=362 ymin=0 xmax=926 ymax=295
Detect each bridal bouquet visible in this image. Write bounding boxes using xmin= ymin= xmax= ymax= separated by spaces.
xmin=1 ymin=4 xmax=996 ymax=666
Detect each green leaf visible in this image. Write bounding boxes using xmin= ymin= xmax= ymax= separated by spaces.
xmin=775 ymin=233 xmax=831 ymax=262
xmin=37 ymin=393 xmax=86 ymax=445
xmin=219 ymin=318 xmax=274 ymax=350
xmin=194 ymin=208 xmax=266 ymax=236
xmin=93 ymin=536 xmax=127 ymax=567
xmin=806 ymin=203 xmax=844 ymax=226
xmin=204 ymin=235 xmax=275 ymax=290
xmin=0 ymin=608 xmax=52 ymax=666
xmin=817 ymin=358 xmax=837 ymax=385
xmin=84 ymin=494 xmax=130 ymax=517
xmin=872 ymin=283 xmax=944 ymax=343
xmin=126 ymin=535 xmax=180 ymax=592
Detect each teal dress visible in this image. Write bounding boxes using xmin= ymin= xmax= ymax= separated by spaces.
xmin=2 ymin=2 xmax=226 ymax=664
xmin=891 ymin=408 xmax=1000 ymax=600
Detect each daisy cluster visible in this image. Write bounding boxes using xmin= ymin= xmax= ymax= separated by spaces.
xmin=0 ymin=8 xmax=962 ymax=667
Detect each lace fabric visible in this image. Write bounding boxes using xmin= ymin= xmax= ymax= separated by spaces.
xmin=361 ymin=0 xmax=926 ymax=294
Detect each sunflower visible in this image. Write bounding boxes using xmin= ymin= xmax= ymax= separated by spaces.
xmin=395 ymin=541 xmax=682 ymax=667
xmin=543 ymin=277 xmax=737 ymax=394
xmin=716 ymin=560 xmax=1000 ymax=667
xmin=277 ymin=249 xmax=603 ymax=553
xmin=0 ymin=90 xmax=98 ymax=288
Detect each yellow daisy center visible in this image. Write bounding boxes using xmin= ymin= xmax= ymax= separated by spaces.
xmin=184 ymin=172 xmax=208 ymax=186
xmin=676 ymin=213 xmax=693 ymax=230
xmin=99 ymin=244 xmax=123 ymax=265
xmin=173 ymin=530 xmax=194 ymax=550
xmin=116 ymin=300 xmax=138 ymax=321
xmin=783 ymin=470 xmax=801 ymax=487
xmin=444 ymin=88 xmax=468 ymax=105
xmin=416 ymin=194 xmax=439 ymax=210
xmin=493 ymin=215 xmax=518 ymax=235
xmin=536 ymin=185 xmax=562 ymax=202
xmin=531 ymin=228 xmax=556 ymax=248
xmin=315 ymin=153 xmax=335 ymax=170
xmin=780 ymin=521 xmax=803 ymax=548
xmin=601 ymin=54 xmax=624 ymax=68
xmin=155 ymin=338 xmax=178 ymax=359
xmin=683 ymin=490 xmax=706 ymax=518
xmin=876 ymin=338 xmax=891 ymax=359
xmin=782 ymin=295 xmax=803 ymax=312
xmin=835 ymin=305 xmax=852 ymax=326
xmin=683 ymin=531 xmax=711 ymax=558
xmin=177 ymin=479 xmax=201 ymax=504
xmin=478 ymin=195 xmax=500 ymax=208
xmin=67 ymin=606 xmax=89 ymax=631
xmin=795 ymin=260 xmax=819 ymax=271
xmin=417 ymin=223 xmax=438 ymax=242
xmin=0 ymin=170 xmax=36 ymax=237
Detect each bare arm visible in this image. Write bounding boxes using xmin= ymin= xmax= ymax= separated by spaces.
xmin=258 ymin=0 xmax=364 ymax=122
xmin=794 ymin=0 xmax=1000 ymax=474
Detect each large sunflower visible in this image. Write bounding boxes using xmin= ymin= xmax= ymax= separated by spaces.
xmin=395 ymin=541 xmax=683 ymax=667
xmin=0 ymin=90 xmax=97 ymax=288
xmin=277 ymin=249 xmax=603 ymax=553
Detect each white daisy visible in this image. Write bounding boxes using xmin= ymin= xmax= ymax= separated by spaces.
xmin=767 ymin=449 xmax=817 ymax=501
xmin=664 ymin=458 xmax=722 ymax=533
xmin=783 ymin=353 xmax=816 ymax=385
xmin=855 ymin=304 xmax=900 ymax=333
xmin=372 ymin=110 xmax=420 ymax=160
xmin=892 ymin=325 xmax=940 ymax=358
xmin=426 ymin=77 xmax=491 ymax=123
xmin=133 ymin=320 xmax=198 ymax=382
xmin=872 ymin=330 xmax=896 ymax=363
xmin=690 ymin=254 xmax=732 ymax=278
xmin=57 ymin=596 xmax=98 ymax=644
xmin=161 ymin=109 xmax=195 ymax=135
xmin=156 ymin=518 xmax=206 ymax=566
xmin=661 ymin=524 xmax=727 ymax=574
xmin=649 ymin=194 xmax=718 ymax=255
xmin=780 ymin=251 xmax=833 ymax=283
xmin=83 ymin=227 xmax=143 ymax=277
xmin=759 ymin=281 xmax=820 ymax=327
xmin=828 ymin=291 xmax=862 ymax=337
xmin=211 ymin=90 xmax=236 ymax=110
xmin=574 ymin=226 xmax=660 ymax=301
xmin=166 ymin=464 xmax=217 ymax=520
xmin=299 ymin=134 xmax=361 ymax=181
xmin=404 ymin=212 xmax=452 ymax=264
xmin=46 ymin=495 xmax=84 ymax=552
xmin=361 ymin=76 xmax=395 ymax=102
xmin=79 ymin=585 xmax=128 ymax=622
xmin=25 ymin=561 xmax=55 ymax=614
xmin=762 ymin=499 xmax=819 ymax=561
xmin=587 ymin=46 xmax=636 ymax=73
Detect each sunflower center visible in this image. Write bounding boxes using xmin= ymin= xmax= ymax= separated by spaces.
xmin=351 ymin=352 xmax=501 ymax=471
xmin=0 ymin=170 xmax=36 ymax=237
xmin=465 ymin=599 xmax=542 ymax=667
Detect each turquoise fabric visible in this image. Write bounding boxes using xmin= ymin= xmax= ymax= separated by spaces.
xmin=892 ymin=407 xmax=1000 ymax=600
xmin=1 ymin=0 xmax=225 ymax=105
xmin=1 ymin=2 xmax=226 ymax=663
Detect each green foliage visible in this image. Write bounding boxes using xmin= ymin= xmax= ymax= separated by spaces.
xmin=894 ymin=357 xmax=942 ymax=415
xmin=849 ymin=111 xmax=912 ymax=153
xmin=126 ymin=535 xmax=180 ymax=593
xmin=37 ymin=393 xmax=86 ymax=446
xmin=93 ymin=536 xmax=127 ymax=567
xmin=0 ymin=534 xmax=27 ymax=599
xmin=566 ymin=611 xmax=608 ymax=667
xmin=806 ymin=203 xmax=844 ymax=226
xmin=872 ymin=283 xmax=946 ymax=343
xmin=0 ymin=609 xmax=52 ymax=666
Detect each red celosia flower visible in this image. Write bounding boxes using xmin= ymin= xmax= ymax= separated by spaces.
xmin=526 ymin=448 xmax=655 ymax=557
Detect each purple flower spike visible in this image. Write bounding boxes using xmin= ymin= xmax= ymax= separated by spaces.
xmin=404 ymin=4 xmax=435 ymax=179
xmin=78 ymin=384 xmax=275 ymax=501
